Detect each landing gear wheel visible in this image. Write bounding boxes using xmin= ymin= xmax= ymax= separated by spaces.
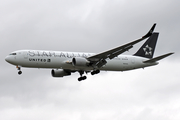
xmin=18 ymin=71 xmax=22 ymax=75
xmin=78 ymin=76 xmax=87 ymax=81
xmin=82 ymin=76 xmax=87 ymax=80
xmin=91 ymin=70 xmax=100 ymax=75
xmin=78 ymin=77 xmax=82 ymax=81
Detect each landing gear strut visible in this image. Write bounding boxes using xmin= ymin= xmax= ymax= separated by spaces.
xmin=78 ymin=71 xmax=87 ymax=81
xmin=17 ymin=66 xmax=22 ymax=75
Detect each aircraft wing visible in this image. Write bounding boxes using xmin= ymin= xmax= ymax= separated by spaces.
xmin=87 ymin=23 xmax=156 ymax=68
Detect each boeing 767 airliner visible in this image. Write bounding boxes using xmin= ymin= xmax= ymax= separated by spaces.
xmin=5 ymin=24 xmax=174 ymax=81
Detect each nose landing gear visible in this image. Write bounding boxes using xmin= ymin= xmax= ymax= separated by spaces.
xmin=16 ymin=66 xmax=22 ymax=75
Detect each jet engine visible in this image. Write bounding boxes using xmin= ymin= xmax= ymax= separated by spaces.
xmin=72 ymin=57 xmax=90 ymax=66
xmin=51 ymin=69 xmax=71 ymax=77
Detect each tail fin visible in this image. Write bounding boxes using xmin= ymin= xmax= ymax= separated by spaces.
xmin=134 ymin=32 xmax=159 ymax=58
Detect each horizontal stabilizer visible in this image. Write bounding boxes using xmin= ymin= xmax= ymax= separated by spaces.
xmin=143 ymin=52 xmax=174 ymax=63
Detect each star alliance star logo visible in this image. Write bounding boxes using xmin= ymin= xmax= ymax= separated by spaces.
xmin=143 ymin=45 xmax=153 ymax=55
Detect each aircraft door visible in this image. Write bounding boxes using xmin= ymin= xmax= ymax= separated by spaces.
xmin=23 ymin=51 xmax=28 ymax=59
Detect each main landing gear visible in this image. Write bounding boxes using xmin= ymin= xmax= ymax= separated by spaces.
xmin=78 ymin=71 xmax=87 ymax=81
xmin=77 ymin=70 xmax=100 ymax=81
xmin=91 ymin=70 xmax=100 ymax=75
xmin=17 ymin=66 xmax=22 ymax=75
xmin=78 ymin=76 xmax=87 ymax=81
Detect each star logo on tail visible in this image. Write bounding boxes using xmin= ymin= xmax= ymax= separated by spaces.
xmin=143 ymin=45 xmax=153 ymax=55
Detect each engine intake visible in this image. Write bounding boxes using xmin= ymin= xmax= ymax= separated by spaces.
xmin=72 ymin=57 xmax=90 ymax=66
xmin=51 ymin=69 xmax=71 ymax=77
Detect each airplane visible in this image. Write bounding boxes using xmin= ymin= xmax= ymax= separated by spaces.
xmin=5 ymin=23 xmax=174 ymax=81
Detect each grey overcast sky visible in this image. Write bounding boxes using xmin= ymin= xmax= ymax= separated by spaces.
xmin=1 ymin=0 xmax=180 ymax=120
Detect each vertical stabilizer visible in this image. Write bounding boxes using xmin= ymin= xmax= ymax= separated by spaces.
xmin=134 ymin=32 xmax=159 ymax=58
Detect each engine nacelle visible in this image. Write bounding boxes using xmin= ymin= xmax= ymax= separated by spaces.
xmin=72 ymin=57 xmax=90 ymax=66
xmin=51 ymin=69 xmax=71 ymax=77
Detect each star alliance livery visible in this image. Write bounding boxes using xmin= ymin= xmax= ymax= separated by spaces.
xmin=5 ymin=24 xmax=174 ymax=81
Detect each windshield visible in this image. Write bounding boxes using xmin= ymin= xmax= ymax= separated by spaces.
xmin=9 ymin=53 xmax=16 ymax=55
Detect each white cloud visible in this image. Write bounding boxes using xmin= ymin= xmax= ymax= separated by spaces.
xmin=1 ymin=61 xmax=180 ymax=120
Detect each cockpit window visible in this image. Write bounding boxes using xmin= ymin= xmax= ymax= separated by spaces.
xmin=9 ymin=53 xmax=16 ymax=55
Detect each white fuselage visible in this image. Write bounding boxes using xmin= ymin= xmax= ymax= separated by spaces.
xmin=5 ymin=50 xmax=158 ymax=71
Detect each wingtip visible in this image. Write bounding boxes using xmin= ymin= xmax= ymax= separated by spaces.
xmin=151 ymin=23 xmax=157 ymax=32
xmin=169 ymin=52 xmax=175 ymax=55
xmin=142 ymin=23 xmax=157 ymax=38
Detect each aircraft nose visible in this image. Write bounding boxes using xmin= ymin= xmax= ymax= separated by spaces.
xmin=5 ymin=56 xmax=13 ymax=63
xmin=5 ymin=56 xmax=9 ymax=62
